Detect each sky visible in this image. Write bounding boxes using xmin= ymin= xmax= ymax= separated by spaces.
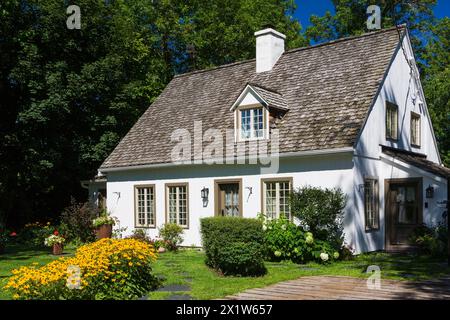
xmin=293 ymin=0 xmax=450 ymax=30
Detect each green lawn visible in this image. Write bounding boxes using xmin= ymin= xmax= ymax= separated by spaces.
xmin=1 ymin=245 xmax=449 ymax=300
xmin=148 ymin=249 xmax=450 ymax=300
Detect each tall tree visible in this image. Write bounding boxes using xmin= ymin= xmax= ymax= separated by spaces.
xmin=423 ymin=18 xmax=450 ymax=166
xmin=305 ymin=0 xmax=436 ymax=62
xmin=0 ymin=0 xmax=305 ymax=228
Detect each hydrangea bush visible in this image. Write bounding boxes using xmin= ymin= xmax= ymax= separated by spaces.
xmin=4 ymin=238 xmax=160 ymax=300
xmin=263 ymin=218 xmax=339 ymax=264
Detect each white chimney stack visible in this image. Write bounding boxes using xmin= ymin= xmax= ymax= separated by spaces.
xmin=254 ymin=28 xmax=286 ymax=73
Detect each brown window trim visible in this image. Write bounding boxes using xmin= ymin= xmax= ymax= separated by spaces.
xmin=214 ymin=178 xmax=243 ymax=217
xmin=260 ymin=177 xmax=294 ymax=221
xmin=134 ymin=184 xmax=156 ymax=229
xmin=410 ymin=111 xmax=421 ymax=147
xmin=165 ymin=182 xmax=189 ymax=229
xmin=363 ymin=178 xmax=380 ymax=232
xmin=386 ymin=101 xmax=398 ymax=141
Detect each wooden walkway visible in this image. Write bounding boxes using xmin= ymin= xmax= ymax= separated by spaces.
xmin=224 ymin=276 xmax=450 ymax=300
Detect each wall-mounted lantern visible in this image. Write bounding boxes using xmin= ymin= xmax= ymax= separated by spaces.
xmin=426 ymin=185 xmax=434 ymax=199
xmin=201 ymin=187 xmax=209 ymax=207
xmin=201 ymin=187 xmax=209 ymax=200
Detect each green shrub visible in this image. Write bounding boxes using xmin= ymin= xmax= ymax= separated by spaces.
xmin=263 ymin=218 xmax=339 ymax=264
xmin=200 ymin=217 xmax=266 ymax=276
xmin=289 ymin=186 xmax=346 ymax=246
xmin=216 ymin=242 xmax=266 ymax=276
xmin=17 ymin=221 xmax=55 ymax=247
xmin=60 ymin=198 xmax=99 ymax=243
xmin=158 ymin=223 xmax=184 ymax=251
xmin=410 ymin=223 xmax=448 ymax=258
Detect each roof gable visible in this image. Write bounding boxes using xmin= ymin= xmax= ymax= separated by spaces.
xmin=100 ymin=26 xmax=405 ymax=169
xmin=231 ymin=84 xmax=289 ymax=111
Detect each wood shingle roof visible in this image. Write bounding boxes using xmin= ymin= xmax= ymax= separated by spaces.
xmin=100 ymin=26 xmax=404 ymax=169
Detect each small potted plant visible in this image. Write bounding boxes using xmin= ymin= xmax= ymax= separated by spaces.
xmin=93 ymin=211 xmax=117 ymax=239
xmin=44 ymin=230 xmax=66 ymax=255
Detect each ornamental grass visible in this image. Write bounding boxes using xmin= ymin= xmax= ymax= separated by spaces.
xmin=4 ymin=238 xmax=160 ymax=300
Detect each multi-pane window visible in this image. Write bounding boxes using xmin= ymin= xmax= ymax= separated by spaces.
xmin=364 ymin=179 xmax=379 ymax=231
xmin=135 ymin=186 xmax=155 ymax=227
xmin=411 ymin=112 xmax=421 ymax=146
xmin=240 ymin=107 xmax=264 ymax=140
xmin=386 ymin=102 xmax=398 ymax=140
xmin=263 ymin=180 xmax=291 ymax=220
xmin=167 ymin=184 xmax=188 ymax=228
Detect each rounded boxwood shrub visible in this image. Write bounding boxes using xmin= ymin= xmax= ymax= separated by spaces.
xmin=217 ymin=242 xmax=266 ymax=276
xmin=200 ymin=217 xmax=266 ymax=276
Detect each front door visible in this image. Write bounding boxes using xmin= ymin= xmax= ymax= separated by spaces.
xmin=385 ymin=178 xmax=423 ymax=251
xmin=215 ymin=181 xmax=241 ymax=217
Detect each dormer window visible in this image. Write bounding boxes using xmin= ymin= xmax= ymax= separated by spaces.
xmin=231 ymin=84 xmax=288 ymax=142
xmin=239 ymin=107 xmax=264 ymax=140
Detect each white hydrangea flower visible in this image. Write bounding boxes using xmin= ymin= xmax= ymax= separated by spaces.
xmin=320 ymin=252 xmax=329 ymax=262
xmin=262 ymin=225 xmax=267 ymax=231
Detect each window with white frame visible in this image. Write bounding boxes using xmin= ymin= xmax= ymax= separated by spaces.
xmin=411 ymin=112 xmax=421 ymax=146
xmin=135 ymin=186 xmax=155 ymax=227
xmin=364 ymin=179 xmax=379 ymax=231
xmin=263 ymin=180 xmax=292 ymax=220
xmin=167 ymin=184 xmax=188 ymax=228
xmin=239 ymin=107 xmax=264 ymax=140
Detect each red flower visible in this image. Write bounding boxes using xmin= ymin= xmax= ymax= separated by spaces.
xmin=53 ymin=230 xmax=59 ymax=236
xmin=10 ymin=232 xmax=17 ymax=237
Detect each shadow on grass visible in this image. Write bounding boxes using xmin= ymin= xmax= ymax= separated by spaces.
xmin=349 ymin=251 xmax=450 ymax=281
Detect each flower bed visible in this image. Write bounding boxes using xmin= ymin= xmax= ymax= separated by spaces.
xmin=4 ymin=238 xmax=160 ymax=300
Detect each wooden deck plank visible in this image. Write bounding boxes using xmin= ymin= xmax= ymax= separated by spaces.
xmin=223 ymin=276 xmax=450 ymax=300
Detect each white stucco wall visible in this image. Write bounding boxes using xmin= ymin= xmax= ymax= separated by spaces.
xmin=105 ymin=153 xmax=354 ymax=247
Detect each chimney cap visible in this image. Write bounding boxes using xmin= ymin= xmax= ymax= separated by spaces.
xmin=254 ymin=28 xmax=286 ymax=39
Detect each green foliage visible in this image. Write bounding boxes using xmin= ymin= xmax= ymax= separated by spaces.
xmin=214 ymin=242 xmax=266 ymax=276
xmin=289 ymin=186 xmax=346 ymax=246
xmin=126 ymin=228 xmax=156 ymax=246
xmin=305 ymin=0 xmax=436 ymax=56
xmin=0 ymin=229 xmax=9 ymax=248
xmin=263 ymin=218 xmax=339 ymax=264
xmin=16 ymin=222 xmax=56 ymax=247
xmin=92 ymin=213 xmax=117 ymax=228
xmin=200 ymin=217 xmax=266 ymax=276
xmin=158 ymin=223 xmax=184 ymax=251
xmin=423 ymin=17 xmax=450 ymax=166
xmin=410 ymin=223 xmax=448 ymax=258
xmin=0 ymin=0 xmax=305 ymax=228
xmin=59 ymin=198 xmax=98 ymax=243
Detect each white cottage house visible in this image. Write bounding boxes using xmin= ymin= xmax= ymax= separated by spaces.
xmin=95 ymin=25 xmax=449 ymax=253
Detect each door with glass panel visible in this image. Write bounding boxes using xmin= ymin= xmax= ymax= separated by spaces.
xmin=385 ymin=178 xmax=422 ymax=251
xmin=215 ymin=181 xmax=241 ymax=217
